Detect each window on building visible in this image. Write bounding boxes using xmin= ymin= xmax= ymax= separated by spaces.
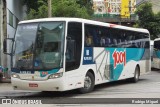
xmin=16 ymin=17 xmax=19 ymax=28
xmin=9 ymin=10 xmax=13 ymax=27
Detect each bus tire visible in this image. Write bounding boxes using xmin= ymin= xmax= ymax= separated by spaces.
xmin=79 ymin=72 xmax=95 ymax=94
xmin=130 ymin=66 xmax=140 ymax=83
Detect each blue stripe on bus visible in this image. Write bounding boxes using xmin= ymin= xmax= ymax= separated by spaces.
xmin=155 ymin=50 xmax=160 ymax=58
xmin=11 ymin=68 xmax=59 ymax=77
xmin=11 ymin=68 xmax=34 ymax=74
xmin=40 ymin=69 xmax=59 ymax=77
xmin=82 ymin=47 xmax=145 ymax=81
xmin=106 ymin=48 xmax=145 ymax=80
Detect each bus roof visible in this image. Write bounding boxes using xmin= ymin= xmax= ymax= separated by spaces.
xmin=154 ymin=38 xmax=160 ymax=41
xmin=19 ymin=17 xmax=149 ymax=34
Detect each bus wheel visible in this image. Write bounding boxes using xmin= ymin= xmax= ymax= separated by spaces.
xmin=79 ymin=72 xmax=95 ymax=94
xmin=130 ymin=66 xmax=140 ymax=83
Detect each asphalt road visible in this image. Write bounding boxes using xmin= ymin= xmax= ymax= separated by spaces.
xmin=0 ymin=69 xmax=160 ymax=106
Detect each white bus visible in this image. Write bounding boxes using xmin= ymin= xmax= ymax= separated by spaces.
xmin=152 ymin=38 xmax=160 ymax=69
xmin=4 ymin=18 xmax=151 ymax=93
xmin=150 ymin=40 xmax=154 ymax=57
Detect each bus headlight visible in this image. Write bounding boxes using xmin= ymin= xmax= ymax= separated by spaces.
xmin=48 ymin=72 xmax=63 ymax=79
xmin=11 ymin=73 xmax=20 ymax=79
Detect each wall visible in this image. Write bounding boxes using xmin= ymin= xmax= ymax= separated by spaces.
xmin=7 ymin=0 xmax=24 ymax=38
xmin=0 ymin=0 xmax=26 ymax=77
xmin=0 ymin=0 xmax=7 ymax=71
xmin=0 ymin=0 xmax=2 ymax=65
xmin=6 ymin=0 xmax=26 ymax=75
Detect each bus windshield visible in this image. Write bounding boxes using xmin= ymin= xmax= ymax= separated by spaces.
xmin=13 ymin=22 xmax=65 ymax=70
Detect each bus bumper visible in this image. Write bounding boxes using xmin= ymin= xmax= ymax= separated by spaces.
xmin=11 ymin=77 xmax=65 ymax=91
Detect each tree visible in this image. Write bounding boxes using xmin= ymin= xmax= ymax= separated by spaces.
xmin=23 ymin=0 xmax=93 ymax=19
xmin=154 ymin=12 xmax=160 ymax=37
xmin=135 ymin=2 xmax=160 ymax=39
xmin=23 ymin=0 xmax=48 ymax=19
xmin=53 ymin=0 xmax=91 ymax=18
xmin=76 ymin=0 xmax=93 ymax=16
xmin=27 ymin=5 xmax=48 ymax=19
xmin=23 ymin=0 xmax=47 ymax=13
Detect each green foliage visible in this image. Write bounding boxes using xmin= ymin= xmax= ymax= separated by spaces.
xmin=23 ymin=0 xmax=47 ymax=13
xmin=135 ymin=2 xmax=160 ymax=40
xmin=24 ymin=0 xmax=93 ymax=20
xmin=76 ymin=0 xmax=94 ymax=15
xmin=53 ymin=0 xmax=90 ymax=18
xmin=26 ymin=5 xmax=48 ymax=19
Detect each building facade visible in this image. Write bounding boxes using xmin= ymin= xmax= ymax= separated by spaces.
xmin=0 ymin=0 xmax=26 ymax=78
xmin=93 ymin=0 xmax=137 ymax=25
xmin=93 ymin=0 xmax=136 ymax=18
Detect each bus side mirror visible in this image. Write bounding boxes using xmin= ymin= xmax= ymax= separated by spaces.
xmin=3 ymin=38 xmax=14 ymax=56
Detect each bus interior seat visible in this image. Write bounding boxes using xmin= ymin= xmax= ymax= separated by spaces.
xmin=118 ymin=39 xmax=121 ymax=44
xmin=124 ymin=40 xmax=127 ymax=45
xmin=91 ymin=30 xmax=100 ymax=46
xmin=113 ymin=39 xmax=117 ymax=46
xmin=100 ymin=38 xmax=105 ymax=46
xmin=105 ymin=38 xmax=111 ymax=46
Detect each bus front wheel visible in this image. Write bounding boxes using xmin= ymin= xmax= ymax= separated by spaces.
xmin=79 ymin=72 xmax=95 ymax=94
xmin=130 ymin=66 xmax=140 ymax=83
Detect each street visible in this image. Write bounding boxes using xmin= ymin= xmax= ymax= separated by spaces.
xmin=0 ymin=69 xmax=160 ymax=106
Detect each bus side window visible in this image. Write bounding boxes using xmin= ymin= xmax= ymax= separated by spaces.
xmin=85 ymin=33 xmax=93 ymax=46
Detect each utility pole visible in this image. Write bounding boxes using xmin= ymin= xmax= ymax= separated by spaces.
xmin=129 ymin=0 xmax=131 ymax=21
xmin=48 ymin=0 xmax=52 ymax=17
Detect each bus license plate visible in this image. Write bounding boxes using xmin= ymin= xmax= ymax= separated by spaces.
xmin=29 ymin=83 xmax=38 ymax=87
